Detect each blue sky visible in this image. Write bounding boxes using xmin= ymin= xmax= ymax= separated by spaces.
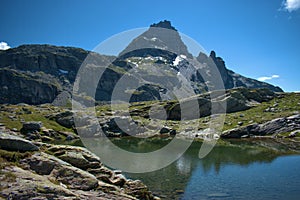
xmin=1 ymin=0 xmax=300 ymax=92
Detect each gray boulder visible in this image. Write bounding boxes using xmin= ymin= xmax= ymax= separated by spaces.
xmin=50 ymin=111 xmax=74 ymax=128
xmin=21 ymin=152 xmax=99 ymax=191
xmin=0 ymin=133 xmax=39 ymax=151
xmin=47 ymin=145 xmax=102 ymax=170
xmin=160 ymin=126 xmax=171 ymax=134
xmin=22 ymin=121 xmax=43 ymax=132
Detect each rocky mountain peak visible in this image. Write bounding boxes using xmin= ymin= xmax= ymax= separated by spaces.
xmin=120 ymin=20 xmax=192 ymax=58
xmin=150 ymin=20 xmax=177 ymax=31
xmin=210 ymin=50 xmax=216 ymax=59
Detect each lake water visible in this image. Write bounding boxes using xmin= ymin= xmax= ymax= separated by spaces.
xmin=85 ymin=137 xmax=300 ymax=199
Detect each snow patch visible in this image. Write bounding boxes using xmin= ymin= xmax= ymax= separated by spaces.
xmin=59 ymin=69 xmax=69 ymax=74
xmin=150 ymin=37 xmax=158 ymax=41
xmin=173 ymin=55 xmax=187 ymax=66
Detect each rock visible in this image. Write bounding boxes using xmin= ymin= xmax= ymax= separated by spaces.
xmin=41 ymin=128 xmax=59 ymax=138
xmin=47 ymin=145 xmax=102 ymax=170
xmin=0 ymin=166 xmax=136 ymax=200
xmin=222 ymin=115 xmax=300 ymax=138
xmin=22 ymin=121 xmax=43 ymax=132
xmin=0 ymin=166 xmax=76 ymax=199
xmin=238 ymin=121 xmax=244 ymax=126
xmin=160 ymin=126 xmax=171 ymax=134
xmin=166 ymin=88 xmax=277 ymax=120
xmin=50 ymin=111 xmax=74 ymax=128
xmin=40 ymin=135 xmax=54 ymax=142
xmin=57 ymin=130 xmax=79 ymax=140
xmin=65 ymin=135 xmax=74 ymax=141
xmin=22 ymin=107 xmax=32 ymax=114
xmin=102 ymin=116 xmax=146 ymax=136
xmin=170 ymin=129 xmax=177 ymax=136
xmin=221 ymin=123 xmax=258 ymax=138
xmin=0 ymin=68 xmax=60 ymax=105
xmin=150 ymin=20 xmax=177 ymax=31
xmin=21 ymin=152 xmax=99 ymax=191
xmin=289 ymin=130 xmax=300 ymax=138
xmin=0 ymin=133 xmax=39 ymax=152
xmin=124 ymin=180 xmax=155 ymax=200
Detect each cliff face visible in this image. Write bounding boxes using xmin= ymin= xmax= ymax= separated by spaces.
xmin=0 ymin=68 xmax=60 ymax=104
xmin=0 ymin=45 xmax=116 ymax=104
xmin=0 ymin=44 xmax=88 ymax=78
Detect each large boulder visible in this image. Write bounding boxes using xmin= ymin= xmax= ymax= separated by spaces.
xmin=49 ymin=111 xmax=74 ymax=128
xmin=21 ymin=152 xmax=99 ymax=191
xmin=22 ymin=121 xmax=43 ymax=132
xmin=0 ymin=133 xmax=39 ymax=152
xmin=47 ymin=145 xmax=102 ymax=170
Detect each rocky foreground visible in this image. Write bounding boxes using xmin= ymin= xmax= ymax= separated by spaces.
xmin=0 ymin=126 xmax=158 ymax=200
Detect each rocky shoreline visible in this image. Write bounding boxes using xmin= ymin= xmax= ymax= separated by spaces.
xmin=222 ymin=114 xmax=300 ymax=139
xmin=0 ymin=126 xmax=159 ymax=200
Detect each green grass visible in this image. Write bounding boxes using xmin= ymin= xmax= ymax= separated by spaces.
xmin=0 ymin=149 xmax=33 ymax=169
xmin=93 ymin=92 xmax=300 ymax=134
xmin=0 ymin=92 xmax=299 ymax=146
xmin=223 ymin=92 xmax=300 ymax=130
xmin=0 ymin=104 xmax=73 ymax=132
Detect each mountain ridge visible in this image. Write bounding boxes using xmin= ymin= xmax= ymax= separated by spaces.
xmin=0 ymin=21 xmax=283 ymax=105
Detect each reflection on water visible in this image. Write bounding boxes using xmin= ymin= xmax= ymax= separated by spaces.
xmin=84 ymin=137 xmax=300 ymax=199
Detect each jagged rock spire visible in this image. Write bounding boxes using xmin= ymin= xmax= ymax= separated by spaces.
xmin=120 ymin=20 xmax=192 ymax=58
xmin=150 ymin=20 xmax=177 ymax=31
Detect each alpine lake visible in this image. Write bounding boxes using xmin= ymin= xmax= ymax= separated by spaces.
xmin=83 ymin=136 xmax=300 ymax=200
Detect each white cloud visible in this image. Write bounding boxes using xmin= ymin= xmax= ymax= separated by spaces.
xmin=257 ymin=75 xmax=280 ymax=82
xmin=0 ymin=42 xmax=10 ymax=50
xmin=282 ymin=0 xmax=300 ymax=12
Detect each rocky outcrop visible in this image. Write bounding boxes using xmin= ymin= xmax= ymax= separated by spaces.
xmin=48 ymin=110 xmax=75 ymax=128
xmin=0 ymin=139 xmax=158 ymax=199
xmin=21 ymin=152 xmax=99 ymax=190
xmin=0 ymin=44 xmax=88 ymax=78
xmin=22 ymin=121 xmax=43 ymax=132
xmin=0 ymin=68 xmax=60 ymax=104
xmin=166 ymin=87 xmax=277 ymax=120
xmin=120 ymin=20 xmax=192 ymax=58
xmin=197 ymin=51 xmax=283 ymax=92
xmin=221 ymin=114 xmax=300 ymax=138
xmin=100 ymin=116 xmax=147 ymax=137
xmin=0 ymin=45 xmax=115 ymax=104
xmin=0 ymin=132 xmax=39 ymax=152
xmin=150 ymin=20 xmax=177 ymax=31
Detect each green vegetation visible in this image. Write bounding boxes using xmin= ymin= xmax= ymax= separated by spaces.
xmin=0 ymin=104 xmax=72 ymax=132
xmin=0 ymin=149 xmax=32 ymax=169
xmin=223 ymin=92 xmax=300 ymax=130
xmin=0 ymin=92 xmax=299 ymax=150
xmin=94 ymin=92 xmax=300 ymax=133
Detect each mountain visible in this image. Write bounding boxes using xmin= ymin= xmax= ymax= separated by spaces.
xmin=0 ymin=20 xmax=283 ymax=105
xmin=119 ymin=20 xmax=192 ymax=58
